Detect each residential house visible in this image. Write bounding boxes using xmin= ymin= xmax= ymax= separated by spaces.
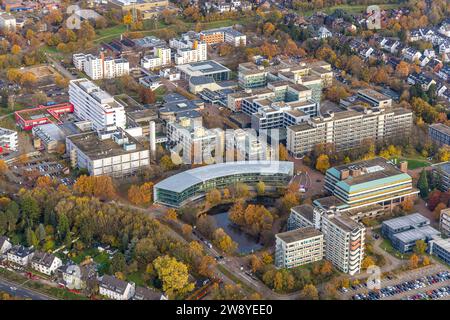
xmin=0 ymin=236 xmax=12 ymax=255
xmin=7 ymin=245 xmax=34 ymax=266
xmin=30 ymin=252 xmax=63 ymax=275
xmin=99 ymin=275 xmax=136 ymax=300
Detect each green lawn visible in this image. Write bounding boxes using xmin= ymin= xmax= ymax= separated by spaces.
xmin=126 ymin=272 xmax=147 ymax=287
xmin=94 ymin=25 xmax=128 ymax=44
xmin=380 ymin=238 xmax=411 ymax=260
xmin=390 ymin=157 xmax=431 ymax=170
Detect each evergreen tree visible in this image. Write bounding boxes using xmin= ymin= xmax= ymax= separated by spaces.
xmin=417 ymin=169 xmax=429 ymax=198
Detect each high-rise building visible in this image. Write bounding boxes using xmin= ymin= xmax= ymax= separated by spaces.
xmin=169 ymin=37 xmax=207 ymax=65
xmin=275 ymin=227 xmax=324 ymax=269
xmin=440 ymin=208 xmax=450 ymax=237
xmin=287 ymin=105 xmax=413 ymax=157
xmin=69 ymin=79 xmax=126 ymax=131
xmin=321 ymin=214 xmax=365 ymax=275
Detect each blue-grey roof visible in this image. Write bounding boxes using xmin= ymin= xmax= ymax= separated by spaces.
xmin=382 ymin=213 xmax=429 ymax=230
xmin=392 ymin=226 xmax=440 ymax=244
xmin=155 ymin=161 xmax=294 ymax=193
xmin=190 ymin=76 xmax=215 ymax=86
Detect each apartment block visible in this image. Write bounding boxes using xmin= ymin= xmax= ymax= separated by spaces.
xmin=275 ymin=227 xmax=324 ymax=269
xmin=66 ymin=128 xmax=149 ymax=177
xmin=72 ymin=53 xmax=129 ymax=80
xmin=287 ymin=204 xmax=315 ymax=230
xmin=199 ymin=27 xmax=246 ymax=47
xmin=141 ymin=46 xmax=171 ymax=70
xmin=429 ymin=123 xmax=450 ymax=146
xmin=69 ymin=79 xmax=126 ymax=131
xmin=287 ymin=104 xmax=412 ymax=157
xmin=169 ymin=37 xmax=207 ymax=65
xmin=0 ymin=127 xmax=18 ymax=151
xmin=321 ymin=214 xmax=365 ymax=275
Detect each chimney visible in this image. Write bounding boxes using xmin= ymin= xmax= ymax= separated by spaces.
xmin=350 ymin=168 xmax=361 ymax=177
xmin=340 ymin=169 xmax=349 ymax=180
xmin=399 ymin=161 xmax=408 ymax=173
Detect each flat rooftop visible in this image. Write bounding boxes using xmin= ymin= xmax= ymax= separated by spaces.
xmin=382 ymin=213 xmax=429 ymax=230
xmin=176 ymin=60 xmax=231 ymax=75
xmin=154 ymin=161 xmax=294 ymax=193
xmin=67 ymin=130 xmax=147 ymax=160
xmin=430 ymin=123 xmax=450 ymax=136
xmin=358 ymin=89 xmax=391 ymax=102
xmin=330 ymin=214 xmax=363 ymax=233
xmin=392 ymin=226 xmax=440 ymax=244
xmin=276 ymin=227 xmax=322 ymax=244
xmin=291 ymin=204 xmax=314 ymax=223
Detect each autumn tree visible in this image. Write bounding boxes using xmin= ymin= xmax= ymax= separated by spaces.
xmin=255 ymin=181 xmax=265 ymax=195
xmin=414 ymin=239 xmax=427 ymax=255
xmin=213 ymin=228 xmax=237 ymax=254
xmin=361 ymin=256 xmax=375 ymax=269
xmin=409 ymin=254 xmax=419 ymax=269
xmin=165 ymin=208 xmax=178 ymax=221
xmin=395 ymin=61 xmax=410 ymax=78
xmin=153 ymin=255 xmax=195 ymax=299
xmin=0 ymin=160 xmax=8 ymax=176
xmin=279 ymin=144 xmax=289 ymax=161
xmin=198 ymin=255 xmax=216 ymax=278
xmin=140 ymin=87 xmax=156 ymax=104
xmin=315 ymin=154 xmax=330 ymax=173
xmin=301 ymin=284 xmax=319 ymax=300
xmin=73 ymin=175 xmax=116 ymax=200
xmin=206 ymin=189 xmax=222 ymax=207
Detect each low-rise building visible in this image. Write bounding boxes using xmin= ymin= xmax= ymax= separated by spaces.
xmin=432 ymin=162 xmax=450 ymax=192
xmin=57 ymin=263 xmax=98 ymax=290
xmin=30 ymin=252 xmax=63 ymax=275
xmin=275 ymin=227 xmax=324 ymax=269
xmin=176 ymin=60 xmax=231 ymax=82
xmin=99 ymin=274 xmax=135 ymax=300
xmin=440 ymin=208 xmax=450 ymax=237
xmin=429 ymin=237 xmax=450 ymax=265
xmin=429 ymin=123 xmax=450 ymax=146
xmin=382 ymin=213 xmax=430 ymax=240
xmin=391 ymin=226 xmax=440 ymax=253
xmin=32 ymin=123 xmax=66 ymax=153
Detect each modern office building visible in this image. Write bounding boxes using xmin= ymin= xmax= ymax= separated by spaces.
xmin=429 ymin=123 xmax=450 ymax=146
xmin=0 ymin=127 xmax=18 ymax=151
xmin=154 ymin=161 xmax=294 ymax=207
xmin=287 ymin=105 xmax=413 ymax=156
xmin=69 ymin=79 xmax=126 ymax=131
xmin=321 ymin=214 xmax=365 ymax=275
xmin=166 ymin=117 xmax=222 ymax=164
xmin=108 ymin=0 xmax=169 ymax=20
xmin=381 ymin=213 xmax=440 ymax=253
xmin=391 ymin=226 xmax=440 ymax=253
xmin=275 ymin=227 xmax=324 ymax=269
xmin=159 ymin=93 xmax=204 ymax=123
xmin=382 ymin=213 xmax=431 ymax=240
xmin=320 ymin=157 xmax=419 ymax=213
xmin=32 ymin=123 xmax=65 ymax=153
xmin=66 ymin=128 xmax=150 ymax=177
xmin=73 ymin=53 xmax=130 ymax=80
xmin=432 ymin=162 xmax=450 ymax=192
xmin=176 ymin=60 xmax=231 ymax=82
xmin=440 ymin=208 xmax=450 ymax=237
xmin=429 ymin=237 xmax=450 ymax=265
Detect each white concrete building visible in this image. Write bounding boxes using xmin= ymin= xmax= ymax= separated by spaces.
xmin=69 ymin=78 xmax=126 ymax=131
xmin=321 ymin=214 xmax=365 ymax=275
xmin=275 ymin=227 xmax=324 ymax=269
xmin=66 ymin=128 xmax=150 ymax=177
xmin=0 ymin=127 xmax=18 ymax=151
xmin=7 ymin=245 xmax=34 ymax=266
xmin=99 ymin=275 xmax=135 ymax=300
xmin=30 ymin=252 xmax=63 ymax=275
xmin=141 ymin=46 xmax=172 ymax=70
xmin=0 ymin=12 xmax=16 ymax=31
xmin=169 ymin=37 xmax=207 ymax=65
xmin=73 ymin=53 xmax=129 ymax=80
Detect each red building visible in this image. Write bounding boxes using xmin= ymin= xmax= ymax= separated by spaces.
xmin=15 ymin=102 xmax=74 ymax=131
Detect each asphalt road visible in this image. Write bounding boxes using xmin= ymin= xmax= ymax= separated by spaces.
xmin=0 ymin=276 xmax=56 ymax=300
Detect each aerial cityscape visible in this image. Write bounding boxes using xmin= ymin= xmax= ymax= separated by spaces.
xmin=0 ymin=0 xmax=449 ymax=306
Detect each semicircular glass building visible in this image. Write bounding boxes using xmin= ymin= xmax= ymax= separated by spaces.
xmin=154 ymin=161 xmax=294 ymax=207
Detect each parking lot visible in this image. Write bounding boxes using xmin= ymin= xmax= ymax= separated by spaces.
xmin=9 ymin=154 xmax=75 ymax=187
xmin=403 ymin=285 xmax=450 ymax=300
xmin=351 ymin=269 xmax=450 ymax=300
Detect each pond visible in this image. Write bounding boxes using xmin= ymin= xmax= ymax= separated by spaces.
xmin=211 ymin=211 xmax=263 ymax=255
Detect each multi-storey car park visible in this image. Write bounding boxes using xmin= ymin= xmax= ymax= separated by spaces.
xmin=153 ymin=161 xmax=294 ymax=207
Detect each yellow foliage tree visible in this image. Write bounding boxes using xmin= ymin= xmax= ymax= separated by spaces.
xmin=315 ymin=154 xmax=330 ymax=173
xmin=153 ymin=255 xmax=194 ymax=299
